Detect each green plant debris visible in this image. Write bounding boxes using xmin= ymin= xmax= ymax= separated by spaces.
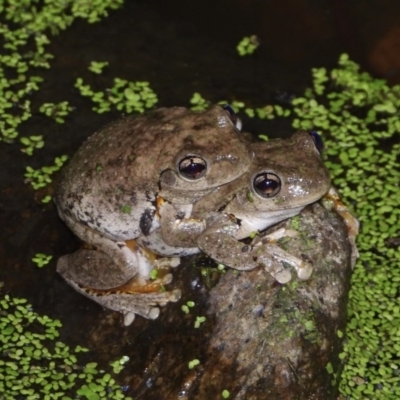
xmin=188 ymin=359 xmax=200 ymax=369
xmin=41 ymin=195 xmax=52 ymax=204
xmin=181 ymin=300 xmax=195 ymax=314
xmin=150 ymin=269 xmax=158 ymax=280
xmin=75 ymin=77 xmax=158 ymax=114
xmin=88 ymin=61 xmax=109 ymax=74
xmin=236 ymin=35 xmax=259 ymax=56
xmin=194 ymin=316 xmax=206 ymax=328
xmin=0 ymin=294 xmax=132 ymax=399
xmin=24 ymin=155 xmax=68 ymax=190
xmin=110 ymin=355 xmax=130 ymax=374
xmin=32 ymin=253 xmax=53 ymax=268
xmin=39 ymin=101 xmax=74 ymax=123
xmin=217 ymin=263 xmax=225 ymax=271
xmin=222 ymin=389 xmax=231 ymax=398
xmin=189 ymin=92 xmax=209 ymax=111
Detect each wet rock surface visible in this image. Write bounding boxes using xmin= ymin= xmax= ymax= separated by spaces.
xmin=196 ymin=202 xmax=352 ymax=399
xmin=81 ymin=202 xmax=351 ymax=400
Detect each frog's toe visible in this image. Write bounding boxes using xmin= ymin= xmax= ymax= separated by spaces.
xmin=156 ymin=256 xmax=181 ymax=268
xmin=273 ymin=268 xmax=292 ymax=284
xmin=295 ymin=261 xmax=314 ymax=280
xmin=123 ymin=312 xmax=136 ymax=326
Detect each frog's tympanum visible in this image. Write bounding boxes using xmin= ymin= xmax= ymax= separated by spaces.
xmin=55 ymin=105 xmax=252 ymax=325
xmin=141 ymin=131 xmax=332 ymax=283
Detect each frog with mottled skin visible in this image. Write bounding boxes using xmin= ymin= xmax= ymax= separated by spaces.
xmin=140 ymin=131 xmax=332 ymax=283
xmin=55 ymin=105 xmax=252 ymax=325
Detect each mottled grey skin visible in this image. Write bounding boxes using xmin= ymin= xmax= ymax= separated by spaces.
xmin=56 ymin=105 xmax=252 ymax=241
xmin=55 ymin=105 xmax=252 ymax=325
xmin=140 ymin=131 xmax=331 ymax=282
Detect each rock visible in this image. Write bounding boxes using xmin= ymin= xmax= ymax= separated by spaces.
xmin=63 ymin=202 xmax=352 ymax=400
xmin=194 ymin=202 xmax=352 ymax=399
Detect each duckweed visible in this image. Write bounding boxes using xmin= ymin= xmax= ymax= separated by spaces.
xmin=0 ymin=294 xmax=132 ymax=399
xmin=194 ymin=316 xmax=206 ymax=328
xmin=189 ymin=92 xmax=209 ymax=111
xmin=20 ymin=135 xmax=45 ymax=156
xmin=222 ymin=389 xmax=231 ymax=398
xmin=188 ymin=359 xmax=200 ymax=369
xmin=0 ymin=0 xmax=123 ymax=143
xmin=24 ymin=155 xmax=68 ymax=190
xmin=190 ymin=53 xmax=400 ymax=398
xmin=236 ymin=35 xmax=259 ymax=56
xmin=255 ymin=54 xmax=400 ymax=399
xmin=75 ymin=76 xmax=158 ymax=114
xmin=39 ymin=102 xmax=74 ymax=124
xmin=32 ymin=253 xmax=53 ymax=268
xmin=88 ymin=61 xmax=109 ymax=75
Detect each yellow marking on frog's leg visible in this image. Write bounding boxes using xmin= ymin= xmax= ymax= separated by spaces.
xmin=155 ymin=196 xmax=165 ymax=218
xmin=323 ymin=187 xmax=360 ymax=268
xmin=125 ymin=238 xmax=159 ymax=264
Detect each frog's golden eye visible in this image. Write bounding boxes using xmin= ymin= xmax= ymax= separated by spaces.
xmin=253 ymin=172 xmax=281 ymax=198
xmin=178 ymin=155 xmax=207 ymax=180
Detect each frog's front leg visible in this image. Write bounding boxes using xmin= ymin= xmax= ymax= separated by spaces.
xmin=157 ymin=197 xmax=207 ymax=248
xmin=197 ymin=218 xmax=302 ymax=283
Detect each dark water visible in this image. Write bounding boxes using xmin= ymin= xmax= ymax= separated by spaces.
xmin=1 ymin=0 xmax=400 ymax=397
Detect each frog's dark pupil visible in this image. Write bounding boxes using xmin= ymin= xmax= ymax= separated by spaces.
xmin=179 ymin=156 xmax=207 ymax=180
xmin=183 ymin=160 xmax=205 ymax=177
xmin=254 ymin=173 xmax=281 ymax=197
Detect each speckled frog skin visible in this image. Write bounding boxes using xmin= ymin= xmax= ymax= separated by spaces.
xmin=139 ymin=131 xmax=332 ymax=283
xmin=55 ymin=105 xmax=253 ymax=325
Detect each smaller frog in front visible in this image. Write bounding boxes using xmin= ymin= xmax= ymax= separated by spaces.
xmin=55 ymin=105 xmax=252 ymax=325
xmin=140 ymin=131 xmax=333 ymax=283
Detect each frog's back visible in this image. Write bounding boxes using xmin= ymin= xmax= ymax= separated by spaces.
xmin=55 ymin=108 xmax=189 ymax=240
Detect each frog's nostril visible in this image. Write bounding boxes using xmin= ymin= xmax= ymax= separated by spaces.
xmin=253 ymin=172 xmax=281 ymax=198
xmin=160 ymin=169 xmax=177 ymax=186
xmin=178 ymin=156 xmax=207 ymax=180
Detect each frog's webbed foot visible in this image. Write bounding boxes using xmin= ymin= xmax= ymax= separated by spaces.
xmin=322 ymin=186 xmax=360 ymax=268
xmin=94 ymin=289 xmax=182 ymax=326
xmin=250 ymin=227 xmax=314 ymax=281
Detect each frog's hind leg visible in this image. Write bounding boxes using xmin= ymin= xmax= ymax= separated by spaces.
xmin=61 ymin=215 xmax=156 ymax=282
xmin=57 ymin=249 xmax=181 ymax=326
xmin=322 ymin=186 xmax=360 ymax=268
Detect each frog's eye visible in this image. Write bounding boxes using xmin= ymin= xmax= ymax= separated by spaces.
xmin=253 ymin=172 xmax=281 ymax=198
xmin=222 ymin=104 xmax=242 ymax=131
xmin=178 ymin=155 xmax=207 ymax=180
xmin=309 ymin=130 xmax=324 ymax=153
